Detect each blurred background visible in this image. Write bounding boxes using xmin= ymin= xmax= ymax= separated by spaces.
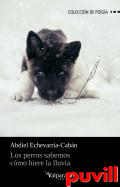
xmin=0 ymin=0 xmax=120 ymax=85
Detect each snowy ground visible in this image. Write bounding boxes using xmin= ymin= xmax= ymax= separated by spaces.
xmin=0 ymin=0 xmax=120 ymax=136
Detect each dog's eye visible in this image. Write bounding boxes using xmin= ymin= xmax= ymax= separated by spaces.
xmin=58 ymin=72 xmax=65 ymax=78
xmin=36 ymin=72 xmax=45 ymax=79
xmin=42 ymin=89 xmax=45 ymax=95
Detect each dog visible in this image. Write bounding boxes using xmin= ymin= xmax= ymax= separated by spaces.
xmin=13 ymin=29 xmax=96 ymax=102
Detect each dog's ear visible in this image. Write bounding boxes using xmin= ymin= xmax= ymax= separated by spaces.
xmin=64 ymin=41 xmax=81 ymax=63
xmin=26 ymin=31 xmax=44 ymax=59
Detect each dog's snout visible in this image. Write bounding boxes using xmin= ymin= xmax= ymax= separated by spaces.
xmin=47 ymin=90 xmax=57 ymax=100
xmin=38 ymin=87 xmax=64 ymax=101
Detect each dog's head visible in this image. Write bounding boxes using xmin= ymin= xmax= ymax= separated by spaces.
xmin=26 ymin=31 xmax=81 ymax=101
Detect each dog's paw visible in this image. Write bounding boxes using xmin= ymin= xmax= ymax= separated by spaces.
xmin=64 ymin=89 xmax=79 ymax=99
xmin=12 ymin=92 xmax=32 ymax=102
xmin=81 ymin=89 xmax=99 ymax=99
xmin=64 ymin=89 xmax=99 ymax=99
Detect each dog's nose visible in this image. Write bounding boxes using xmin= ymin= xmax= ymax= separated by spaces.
xmin=47 ymin=90 xmax=57 ymax=100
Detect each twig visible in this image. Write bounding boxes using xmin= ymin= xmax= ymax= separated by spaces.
xmin=63 ymin=56 xmax=101 ymax=102
xmin=76 ymin=55 xmax=101 ymax=99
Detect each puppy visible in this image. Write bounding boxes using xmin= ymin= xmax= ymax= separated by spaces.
xmin=14 ymin=29 xmax=96 ymax=102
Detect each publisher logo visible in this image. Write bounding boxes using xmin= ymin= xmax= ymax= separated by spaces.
xmin=66 ymin=166 xmax=118 ymax=187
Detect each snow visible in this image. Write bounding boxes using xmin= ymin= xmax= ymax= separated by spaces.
xmin=0 ymin=0 xmax=120 ymax=136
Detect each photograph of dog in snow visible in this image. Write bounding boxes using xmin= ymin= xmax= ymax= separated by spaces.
xmin=0 ymin=0 xmax=120 ymax=136
xmin=13 ymin=29 xmax=97 ymax=103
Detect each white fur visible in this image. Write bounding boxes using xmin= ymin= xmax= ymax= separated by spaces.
xmin=13 ymin=71 xmax=34 ymax=101
xmin=64 ymin=58 xmax=97 ymax=99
